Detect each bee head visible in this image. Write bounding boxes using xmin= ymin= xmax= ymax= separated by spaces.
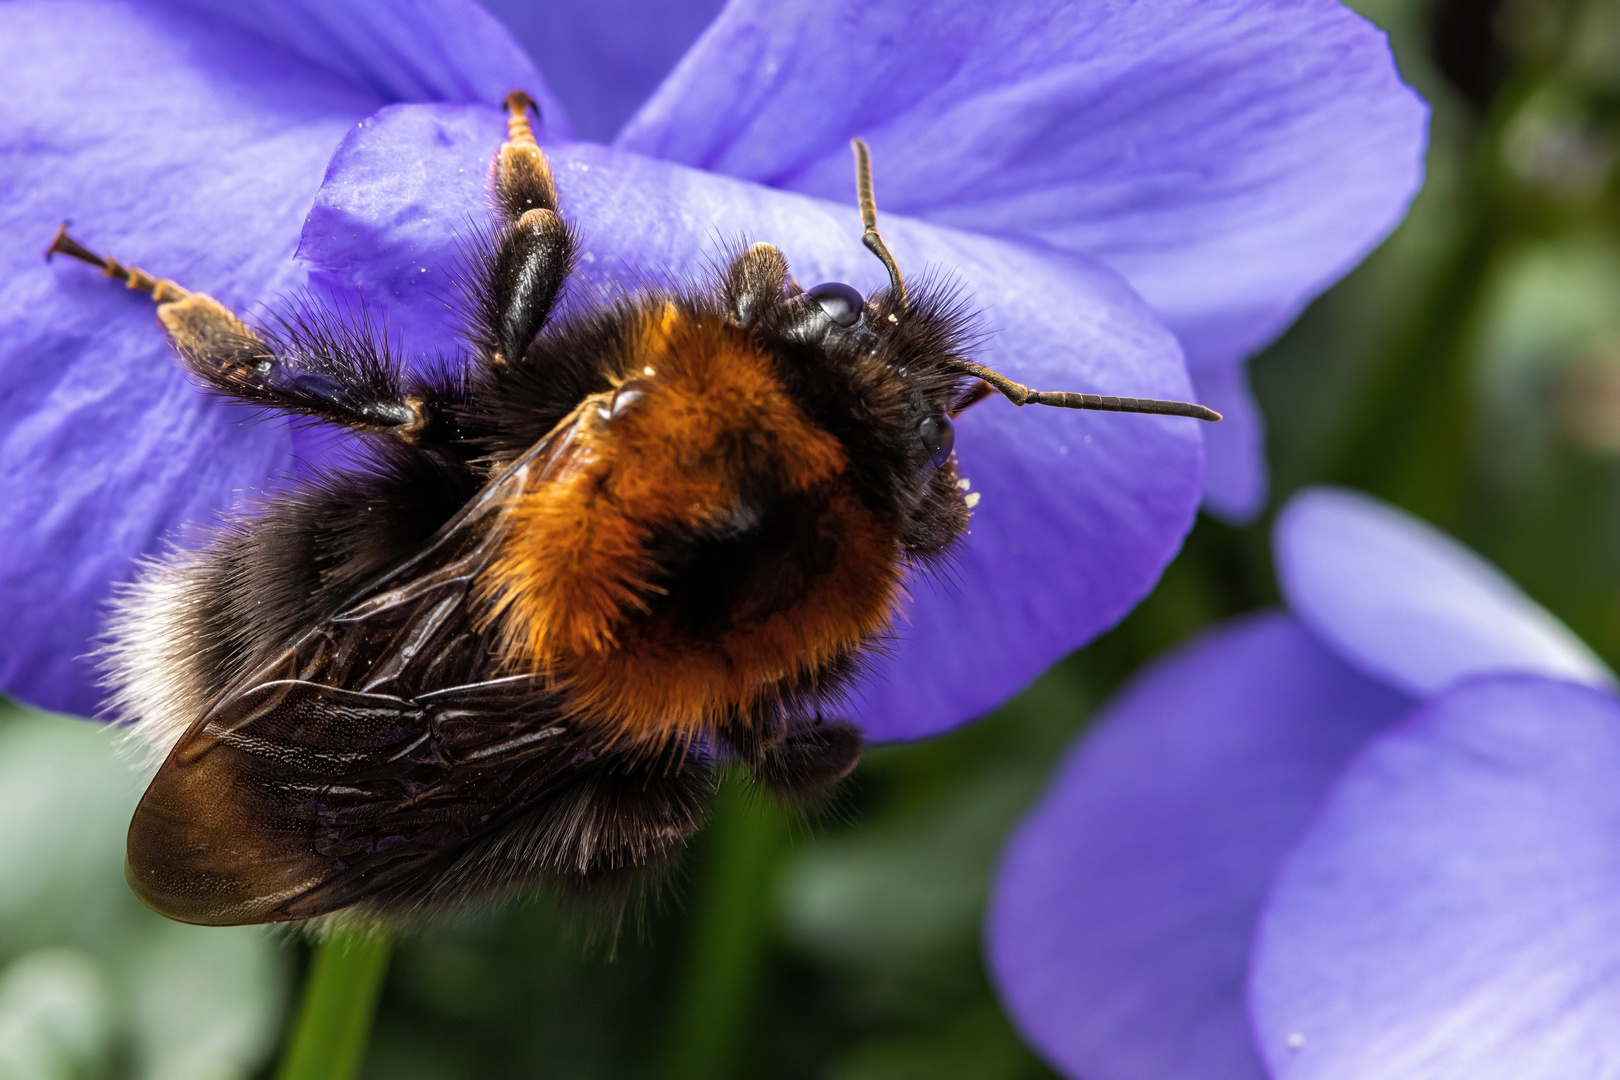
xmin=722 ymin=239 xmax=979 ymax=562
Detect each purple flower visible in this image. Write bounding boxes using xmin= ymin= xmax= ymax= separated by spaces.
xmin=0 ymin=1 xmax=1423 ymax=740
xmin=986 ymin=486 xmax=1620 ymax=1080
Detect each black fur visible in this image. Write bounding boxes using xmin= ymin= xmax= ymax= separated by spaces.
xmin=179 ymin=440 xmax=485 ymax=704
xmin=359 ymin=737 xmax=717 ymax=920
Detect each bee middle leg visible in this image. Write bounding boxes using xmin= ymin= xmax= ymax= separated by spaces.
xmin=45 ymin=225 xmax=455 ymax=443
xmin=468 ymin=90 xmax=577 ymax=372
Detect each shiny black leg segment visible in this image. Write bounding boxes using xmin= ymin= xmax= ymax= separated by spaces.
xmin=195 ymin=306 xmax=468 ymax=443
xmin=470 ymin=208 xmax=576 ymax=370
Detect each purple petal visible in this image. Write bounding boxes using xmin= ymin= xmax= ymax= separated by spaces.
xmin=1191 ymin=360 xmax=1266 ymax=522
xmin=297 ymin=102 xmax=1205 ymax=740
xmin=169 ymin=0 xmax=570 ymax=132
xmin=1275 ymin=487 xmax=1614 ymax=698
xmin=620 ymin=0 xmax=1427 ymax=512
xmin=986 ymin=613 xmax=1412 ymax=1080
xmin=479 ymin=0 xmax=722 ymax=143
xmin=1250 ymin=676 xmax=1620 ymax=1079
xmin=0 ymin=1 xmax=383 ymax=714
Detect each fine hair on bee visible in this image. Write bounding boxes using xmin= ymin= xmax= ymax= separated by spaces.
xmin=48 ymin=89 xmax=1219 ymax=930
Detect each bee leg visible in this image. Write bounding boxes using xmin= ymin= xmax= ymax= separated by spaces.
xmin=45 ymin=224 xmax=451 ymax=443
xmin=721 ymin=242 xmax=789 ymax=328
xmin=470 ymin=90 xmax=577 ymax=372
xmin=721 ymin=717 xmax=864 ymax=801
xmin=494 ymin=89 xmax=559 ymax=221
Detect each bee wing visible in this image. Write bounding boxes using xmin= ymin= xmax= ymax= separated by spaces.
xmin=126 ymin=673 xmax=612 ymax=924
xmin=126 ymin=415 xmax=634 ymax=925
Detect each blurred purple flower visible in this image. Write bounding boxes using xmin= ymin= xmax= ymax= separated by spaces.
xmin=987 ymin=486 xmax=1620 ymax=1080
xmin=0 ymin=1 xmax=1422 ymax=739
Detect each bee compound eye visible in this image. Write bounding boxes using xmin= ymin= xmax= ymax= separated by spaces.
xmin=805 ymin=281 xmax=865 ymax=328
xmin=918 ymin=413 xmax=954 ymax=468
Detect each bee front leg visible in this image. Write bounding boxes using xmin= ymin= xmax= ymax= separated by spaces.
xmin=45 ymin=225 xmax=451 ymax=442
xmin=469 ymin=90 xmax=577 ymax=372
xmin=721 ymin=242 xmax=789 ymax=329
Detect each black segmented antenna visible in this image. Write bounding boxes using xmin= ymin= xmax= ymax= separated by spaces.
xmin=845 ymin=145 xmax=1216 ymax=422
xmin=953 ymin=360 xmax=1222 ymax=422
xmin=851 ymin=137 xmax=907 ymax=309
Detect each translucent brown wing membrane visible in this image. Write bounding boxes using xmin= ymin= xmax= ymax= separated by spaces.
xmin=127 ymin=417 xmax=713 ymax=926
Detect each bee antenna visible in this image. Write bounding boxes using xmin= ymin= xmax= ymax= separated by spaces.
xmin=850 ymin=137 xmax=907 ymax=309
xmin=952 ymin=366 xmax=1223 ymax=423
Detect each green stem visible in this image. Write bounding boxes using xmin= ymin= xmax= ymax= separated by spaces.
xmin=274 ymin=929 xmax=393 ymax=1080
xmin=1330 ymin=198 xmax=1501 ymax=522
xmin=658 ymin=778 xmax=786 ymax=1080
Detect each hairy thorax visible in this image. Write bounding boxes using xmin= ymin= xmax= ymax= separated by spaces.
xmin=481 ymin=303 xmax=903 ymax=741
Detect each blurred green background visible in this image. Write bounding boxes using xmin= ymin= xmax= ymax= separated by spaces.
xmin=8 ymin=0 xmax=1620 ymax=1075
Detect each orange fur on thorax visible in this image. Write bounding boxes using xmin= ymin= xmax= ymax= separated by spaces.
xmin=482 ymin=305 xmax=901 ymax=743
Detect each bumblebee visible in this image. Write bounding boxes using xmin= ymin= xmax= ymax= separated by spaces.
xmin=48 ymin=91 xmax=1217 ymax=926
